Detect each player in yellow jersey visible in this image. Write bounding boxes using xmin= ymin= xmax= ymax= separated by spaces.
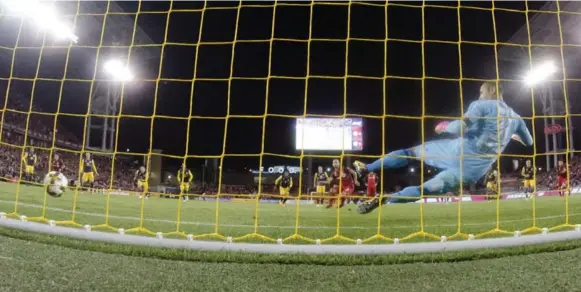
xmin=485 ymin=168 xmax=499 ymax=201
xmin=521 ymin=159 xmax=535 ymax=199
xmin=134 ymin=166 xmax=149 ymax=199
xmin=177 ymin=163 xmax=194 ymax=202
xmin=274 ymin=168 xmax=293 ymax=206
xmin=22 ymin=147 xmax=37 ymax=183
xmin=81 ymin=153 xmax=98 ymax=191
xmin=313 ymin=166 xmax=329 ymax=207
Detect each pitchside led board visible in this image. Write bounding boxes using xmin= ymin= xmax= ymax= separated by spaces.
xmin=295 ymin=118 xmax=363 ymax=151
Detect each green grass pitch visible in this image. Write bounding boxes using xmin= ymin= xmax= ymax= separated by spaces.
xmin=3 ymin=230 xmax=581 ymax=292
xmin=0 ymin=182 xmax=580 ymax=242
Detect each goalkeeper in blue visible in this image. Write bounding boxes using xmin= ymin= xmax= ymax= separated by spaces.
xmin=355 ymin=81 xmax=534 ymax=214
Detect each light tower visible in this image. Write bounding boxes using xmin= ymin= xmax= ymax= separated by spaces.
xmin=80 ymin=1 xmax=154 ymax=152
xmin=498 ymin=1 xmax=579 ymax=171
xmin=85 ymin=60 xmax=133 ymax=151
xmin=523 ymin=61 xmax=564 ymax=171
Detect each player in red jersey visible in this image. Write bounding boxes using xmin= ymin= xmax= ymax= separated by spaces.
xmin=556 ymin=160 xmax=569 ymax=197
xmin=46 ymin=153 xmax=67 ymax=188
xmin=366 ymin=171 xmax=377 ymax=198
xmin=327 ymin=159 xmax=359 ymax=208
xmin=51 ymin=153 xmax=66 ymax=173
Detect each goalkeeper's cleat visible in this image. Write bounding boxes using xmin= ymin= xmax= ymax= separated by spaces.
xmin=353 ymin=160 xmax=368 ymax=173
xmin=357 ymin=196 xmax=387 ymax=214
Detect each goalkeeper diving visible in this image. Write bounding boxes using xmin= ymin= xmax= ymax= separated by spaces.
xmin=356 ymin=81 xmax=534 ymax=214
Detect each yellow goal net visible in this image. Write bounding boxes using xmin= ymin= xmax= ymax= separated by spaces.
xmin=0 ymin=1 xmax=579 ymax=245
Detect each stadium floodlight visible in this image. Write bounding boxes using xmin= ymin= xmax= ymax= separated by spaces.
xmin=524 ymin=60 xmax=557 ymax=86
xmin=1 ymin=0 xmax=79 ymax=43
xmin=104 ymin=60 xmax=134 ymax=82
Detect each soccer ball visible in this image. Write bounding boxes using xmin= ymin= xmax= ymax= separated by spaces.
xmin=43 ymin=171 xmax=68 ymax=198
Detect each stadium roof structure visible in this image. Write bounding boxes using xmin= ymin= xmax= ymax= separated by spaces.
xmin=79 ymin=1 xmax=156 ymax=110
xmin=0 ymin=2 xmax=157 ymax=92
xmin=79 ymin=1 xmax=155 ymax=56
xmin=497 ymin=2 xmax=581 ymax=114
xmin=498 ymin=1 xmax=581 ymax=67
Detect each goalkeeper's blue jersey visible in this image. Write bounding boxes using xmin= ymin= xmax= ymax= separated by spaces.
xmin=418 ymin=99 xmax=533 ymax=183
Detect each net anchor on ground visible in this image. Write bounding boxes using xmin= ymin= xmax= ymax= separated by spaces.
xmin=474 ymin=229 xmax=513 ymax=239
xmin=233 ymin=233 xmax=276 ymax=243
xmin=125 ymin=227 xmax=156 ymax=236
xmin=550 ymin=224 xmax=576 ymax=232
xmin=91 ymin=224 xmax=117 ymax=232
xmin=521 ymin=227 xmax=543 ymax=235
xmin=191 ymin=233 xmax=226 ymax=241
xmin=163 ymin=231 xmax=188 ymax=239
xmin=26 ymin=216 xmax=46 ymax=223
xmin=321 ymin=234 xmax=357 ymax=244
xmin=55 ymin=220 xmax=81 ymax=228
xmin=447 ymin=232 xmax=470 ymax=241
xmin=362 ymin=234 xmax=393 ymax=244
xmin=283 ymin=233 xmax=315 ymax=244
xmin=400 ymin=231 xmax=440 ymax=242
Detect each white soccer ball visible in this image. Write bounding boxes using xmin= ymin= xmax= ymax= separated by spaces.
xmin=43 ymin=171 xmax=68 ymax=198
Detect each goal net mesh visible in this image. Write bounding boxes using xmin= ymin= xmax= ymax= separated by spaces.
xmin=0 ymin=1 xmax=578 ymax=244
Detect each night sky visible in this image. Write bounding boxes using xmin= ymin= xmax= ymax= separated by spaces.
xmin=1 ymin=1 xmax=578 ymax=173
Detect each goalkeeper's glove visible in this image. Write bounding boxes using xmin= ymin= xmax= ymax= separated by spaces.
xmin=435 ymin=121 xmax=450 ymax=135
xmin=511 ymin=134 xmax=525 ymax=146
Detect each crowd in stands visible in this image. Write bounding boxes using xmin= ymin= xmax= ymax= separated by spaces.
xmin=0 ymin=131 xmax=135 ymax=190
xmin=3 ymin=95 xmax=79 ymax=147
xmin=0 ymin=95 xmax=136 ymax=190
xmin=534 ymin=155 xmax=581 ymax=191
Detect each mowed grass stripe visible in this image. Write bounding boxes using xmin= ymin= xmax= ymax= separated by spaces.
xmin=0 ymin=183 xmax=579 ymax=241
xmin=2 ymin=199 xmax=581 ymax=230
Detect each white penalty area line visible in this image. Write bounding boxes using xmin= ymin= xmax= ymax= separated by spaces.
xmin=0 ymin=199 xmax=579 ymax=231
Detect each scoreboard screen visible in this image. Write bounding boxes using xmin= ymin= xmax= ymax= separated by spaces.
xmin=295 ymin=118 xmax=363 ymax=151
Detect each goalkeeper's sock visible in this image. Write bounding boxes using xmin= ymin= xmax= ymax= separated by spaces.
xmin=366 ymin=149 xmax=412 ymax=172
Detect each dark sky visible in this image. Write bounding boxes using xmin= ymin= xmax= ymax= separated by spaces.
xmin=1 ymin=0 xmax=577 ymax=172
